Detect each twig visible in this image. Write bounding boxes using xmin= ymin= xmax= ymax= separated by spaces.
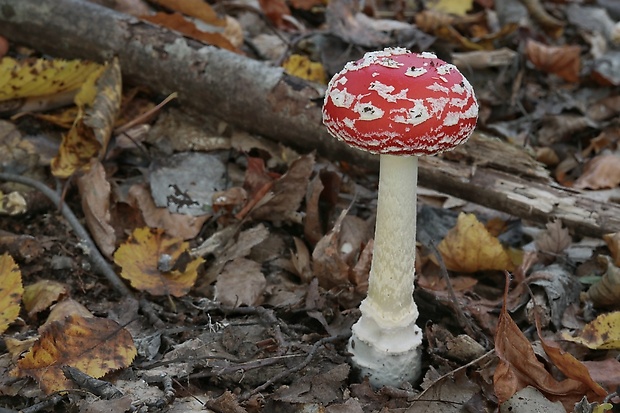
xmin=240 ymin=333 xmax=350 ymax=401
xmin=409 ymin=349 xmax=496 ymax=406
xmin=0 ymin=173 xmax=132 ymax=297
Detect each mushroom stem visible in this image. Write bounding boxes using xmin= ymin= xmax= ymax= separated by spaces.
xmin=348 ymin=154 xmax=423 ymax=387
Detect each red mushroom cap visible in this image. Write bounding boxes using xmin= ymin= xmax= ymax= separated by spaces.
xmin=322 ymin=48 xmax=479 ymax=156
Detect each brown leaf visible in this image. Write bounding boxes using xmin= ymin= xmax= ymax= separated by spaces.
xmin=536 ymin=319 xmax=607 ymax=398
xmin=12 ymin=315 xmax=136 ymax=394
xmin=141 ymin=12 xmax=240 ymax=53
xmin=251 ymin=153 xmax=315 ymax=223
xmin=149 ymin=0 xmax=226 ymax=26
xmin=586 ymin=256 xmax=620 ymax=309
xmin=258 ymin=0 xmax=292 ymax=29
xmin=494 ymin=276 xmax=596 ymax=410
xmin=525 ymin=39 xmax=580 ymax=82
xmin=535 ymin=219 xmax=571 ymax=258
xmin=604 ymin=232 xmax=620 ymax=267
xmin=573 ymin=154 xmax=620 ymax=189
xmin=127 ymin=183 xmax=208 ymax=240
xmin=214 ymin=258 xmax=266 ymax=307
xmin=77 ymin=159 xmax=116 ymax=258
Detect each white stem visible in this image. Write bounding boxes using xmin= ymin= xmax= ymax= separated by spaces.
xmin=348 ymin=154 xmax=422 ymax=387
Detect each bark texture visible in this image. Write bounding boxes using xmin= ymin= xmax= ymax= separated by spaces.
xmin=1 ymin=0 xmax=619 ymax=237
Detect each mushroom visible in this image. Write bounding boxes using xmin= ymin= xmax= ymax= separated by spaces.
xmin=322 ymin=48 xmax=478 ymax=387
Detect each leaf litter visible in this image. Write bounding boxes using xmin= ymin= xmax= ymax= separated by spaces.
xmin=1 ymin=0 xmax=620 ymax=412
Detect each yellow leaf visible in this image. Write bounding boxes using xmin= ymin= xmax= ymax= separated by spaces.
xmin=11 ymin=315 xmax=136 ymax=394
xmin=427 ymin=0 xmax=473 ymax=16
xmin=51 ymin=58 xmax=121 ymax=178
xmin=114 ymin=227 xmax=204 ymax=297
xmin=0 ymin=253 xmax=23 ymax=334
xmin=0 ymin=57 xmax=103 ymax=101
xmin=594 ymin=403 xmax=614 ymax=413
xmin=282 ymin=54 xmax=327 ymax=84
xmin=437 ymin=213 xmax=515 ymax=273
xmin=22 ymin=280 xmax=68 ymax=317
xmin=561 ymin=311 xmax=620 ymax=350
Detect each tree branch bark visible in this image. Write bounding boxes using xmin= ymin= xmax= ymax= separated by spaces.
xmin=1 ymin=0 xmax=619 ymax=237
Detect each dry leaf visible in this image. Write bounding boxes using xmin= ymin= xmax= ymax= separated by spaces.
xmin=536 ymin=319 xmax=607 ymax=397
xmin=77 ymin=159 xmax=116 ymax=258
xmin=258 ymin=0 xmax=292 ymax=29
xmin=426 ymin=0 xmax=474 ymax=15
xmin=282 ymin=54 xmax=326 ymax=84
xmin=586 ymin=256 xmax=620 ymax=308
xmin=0 ymin=253 xmax=23 ymax=334
xmin=114 ymin=227 xmax=204 ymax=297
xmin=41 ymin=298 xmax=94 ymax=331
xmin=437 ymin=213 xmax=515 ymax=273
xmin=127 ymin=183 xmax=208 ymax=240
xmin=141 ymin=12 xmax=239 ymax=53
xmin=149 ymin=0 xmax=226 ymax=26
xmin=573 ymin=154 xmax=620 ymax=190
xmin=11 ymin=315 xmax=136 ymax=394
xmin=51 ymin=58 xmax=121 ymax=178
xmin=214 ymin=258 xmax=266 ymax=307
xmin=22 ymin=280 xmax=68 ymax=317
xmin=561 ymin=311 xmax=620 ymax=350
xmin=604 ymin=232 xmax=620 ymax=267
xmin=250 ymin=153 xmax=315 ymax=223
xmin=535 ymin=219 xmax=571 ymax=258
xmin=525 ymin=39 xmax=581 ymax=82
xmin=0 ymin=58 xmax=102 ymax=101
xmin=494 ymin=279 xmax=597 ymax=411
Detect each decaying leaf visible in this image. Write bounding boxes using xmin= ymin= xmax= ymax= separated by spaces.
xmin=561 ymin=311 xmax=620 ymax=350
xmin=585 ymin=256 xmax=620 ymax=308
xmin=41 ymin=298 xmax=94 ymax=332
xmin=250 ymin=153 xmax=315 ymax=223
xmin=149 ymin=0 xmax=226 ymax=26
xmin=77 ymin=159 xmax=116 ymax=258
xmin=11 ymin=315 xmax=136 ymax=394
xmin=536 ymin=319 xmax=607 ymax=397
xmin=535 ymin=220 xmax=572 ymax=260
xmin=525 ymin=39 xmax=581 ymax=82
xmin=141 ymin=12 xmax=240 ymax=53
xmin=426 ymin=0 xmax=474 ymax=16
xmin=494 ymin=279 xmax=601 ymax=410
xmin=0 ymin=57 xmax=102 ymax=101
xmin=0 ymin=253 xmax=23 ymax=334
xmin=604 ymin=232 xmax=620 ymax=267
xmin=282 ymin=54 xmax=327 ymax=84
xmin=22 ymin=279 xmax=68 ymax=317
xmin=51 ymin=58 xmax=121 ymax=178
xmin=437 ymin=213 xmax=515 ymax=273
xmin=114 ymin=227 xmax=204 ymax=297
xmin=214 ymin=258 xmax=266 ymax=307
xmin=573 ymin=154 xmax=620 ymax=190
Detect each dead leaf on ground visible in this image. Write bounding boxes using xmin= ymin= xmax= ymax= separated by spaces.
xmin=77 ymin=159 xmax=116 ymax=258
xmin=127 ymin=183 xmax=208 ymax=240
xmin=215 ymin=258 xmax=266 ymax=307
xmin=437 ymin=212 xmax=515 ymax=273
xmin=250 ymin=153 xmax=315 ymax=223
xmin=51 ymin=58 xmax=121 ymax=178
xmin=585 ymin=256 xmax=620 ymax=308
xmin=573 ymin=154 xmax=620 ymax=190
xmin=114 ymin=227 xmax=204 ymax=297
xmin=282 ymin=54 xmax=327 ymax=84
xmin=41 ymin=298 xmax=94 ymax=332
xmin=536 ymin=318 xmax=607 ymax=397
xmin=141 ymin=12 xmax=240 ymax=53
xmin=11 ymin=315 xmax=136 ymax=394
xmin=149 ymin=0 xmax=226 ymax=26
xmin=561 ymin=311 xmax=620 ymax=350
xmin=258 ymin=0 xmax=292 ymax=29
xmin=0 ymin=253 xmax=23 ymax=334
xmin=525 ymin=39 xmax=581 ymax=82
xmin=603 ymin=232 xmax=620 ymax=267
xmin=535 ymin=219 xmax=572 ymax=259
xmin=0 ymin=58 xmax=102 ymax=101
xmin=22 ymin=279 xmax=68 ymax=317
xmin=494 ymin=277 xmax=599 ymax=411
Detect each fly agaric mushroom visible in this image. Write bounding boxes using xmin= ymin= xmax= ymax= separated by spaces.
xmin=322 ymin=48 xmax=478 ymax=387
